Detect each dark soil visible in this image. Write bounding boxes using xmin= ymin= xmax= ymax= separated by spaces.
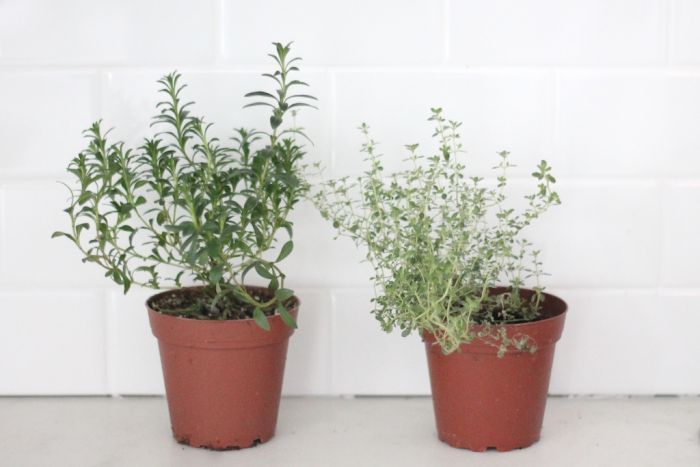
xmin=458 ymin=289 xmax=546 ymax=325
xmin=149 ymin=286 xmax=291 ymax=320
xmin=470 ymin=305 xmax=539 ymax=325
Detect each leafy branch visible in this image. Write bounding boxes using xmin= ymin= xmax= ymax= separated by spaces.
xmin=314 ymin=108 xmax=559 ymax=353
xmin=53 ymin=42 xmax=315 ymax=328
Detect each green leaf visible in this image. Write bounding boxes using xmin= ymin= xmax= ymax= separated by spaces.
xmin=243 ymin=102 xmax=276 ymax=109
xmin=206 ymin=239 xmax=220 ymax=257
xmin=276 ymin=241 xmax=294 ymax=262
xmin=156 ymin=211 xmax=167 ymax=225
xmin=244 ymin=91 xmax=276 ymax=99
xmin=275 ymin=287 xmax=294 ymax=301
xmin=277 ymin=302 xmax=297 ymax=328
xmin=288 ymin=94 xmax=318 ymax=101
xmin=208 ymin=265 xmax=223 ymax=283
xmin=270 ymin=115 xmax=283 ymax=129
xmin=253 ymin=306 xmax=270 ymax=331
xmin=77 ymin=191 xmax=92 ymax=205
xmin=255 ymin=262 xmax=274 ymax=279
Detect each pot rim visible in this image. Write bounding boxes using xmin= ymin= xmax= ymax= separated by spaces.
xmin=422 ymin=287 xmax=567 ymax=353
xmin=145 ymin=284 xmax=301 ymax=324
xmin=451 ymin=287 xmax=567 ymax=330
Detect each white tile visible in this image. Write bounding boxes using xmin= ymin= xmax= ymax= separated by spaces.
xmin=527 ymin=180 xmax=662 ymax=288
xmin=222 ymin=0 xmax=444 ymax=65
xmin=283 ymin=289 xmax=333 ymax=395
xmin=331 ymin=288 xmax=430 ymax=395
xmin=450 ymin=0 xmax=666 ymax=65
xmin=333 ymin=70 xmax=555 ymax=177
xmin=103 ymin=70 xmax=331 ymax=168
xmin=283 ymin=201 xmax=374 ymax=288
xmin=0 ymin=290 xmax=106 ymax=394
xmin=107 ymin=287 xmax=164 ymax=395
xmin=671 ymin=0 xmax=700 ymax=64
xmin=0 ymin=0 xmax=217 ymax=64
xmin=654 ymin=290 xmax=700 ymax=393
xmin=0 ymin=71 xmax=99 ymax=175
xmin=549 ymin=289 xmax=664 ymax=395
xmin=557 ymin=72 xmax=700 ymax=177
xmin=0 ymin=183 xmax=109 ymax=287
xmin=661 ymin=183 xmax=700 ymax=286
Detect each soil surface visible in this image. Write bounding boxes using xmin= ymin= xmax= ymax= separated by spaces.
xmin=148 ymin=286 xmax=290 ymax=320
xmin=460 ymin=289 xmax=549 ymax=325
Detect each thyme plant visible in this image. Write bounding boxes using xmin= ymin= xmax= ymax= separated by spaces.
xmin=53 ymin=43 xmax=315 ymax=329
xmin=314 ymin=108 xmax=559 ymax=353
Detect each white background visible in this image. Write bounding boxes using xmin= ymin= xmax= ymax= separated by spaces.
xmin=0 ymin=0 xmax=699 ymax=396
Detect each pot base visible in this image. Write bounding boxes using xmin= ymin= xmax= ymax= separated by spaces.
xmin=174 ymin=432 xmax=270 ymax=451
xmin=438 ymin=432 xmax=539 ymax=452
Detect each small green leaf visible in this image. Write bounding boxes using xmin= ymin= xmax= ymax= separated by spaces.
xmin=276 ymin=241 xmax=294 ymax=262
xmin=277 ymin=302 xmax=297 ymax=328
xmin=255 ymin=262 xmax=274 ymax=279
xmin=52 ymin=231 xmax=77 ymax=242
xmin=244 ymin=91 xmax=276 ymax=100
xmin=253 ymin=306 xmax=270 ymax=331
xmin=156 ymin=211 xmax=167 ymax=225
xmin=77 ymin=191 xmax=92 ymax=205
xmin=208 ymin=265 xmax=223 ymax=283
xmin=275 ymin=287 xmax=294 ymax=301
xmin=206 ymin=239 xmax=220 ymax=257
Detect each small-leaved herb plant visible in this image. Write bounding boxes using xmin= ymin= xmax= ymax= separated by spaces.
xmin=53 ymin=43 xmax=315 ymax=329
xmin=314 ymin=108 xmax=559 ymax=354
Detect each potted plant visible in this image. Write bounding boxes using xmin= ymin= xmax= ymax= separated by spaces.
xmin=314 ymin=108 xmax=567 ymax=452
xmin=52 ymin=43 xmax=316 ymax=450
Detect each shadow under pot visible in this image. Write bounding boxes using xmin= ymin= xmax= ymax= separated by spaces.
xmin=147 ymin=285 xmax=298 ymax=450
xmin=423 ymin=288 xmax=567 ymax=452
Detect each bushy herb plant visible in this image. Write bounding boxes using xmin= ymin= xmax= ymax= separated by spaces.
xmin=52 ymin=43 xmax=315 ymax=329
xmin=314 ymin=108 xmax=559 ymax=353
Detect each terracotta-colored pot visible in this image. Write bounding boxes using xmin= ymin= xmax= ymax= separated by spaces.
xmin=423 ymin=288 xmax=566 ymax=452
xmin=147 ymin=286 xmax=298 ymax=450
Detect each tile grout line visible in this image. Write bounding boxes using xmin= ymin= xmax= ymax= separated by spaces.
xmin=97 ymin=69 xmax=108 ymax=118
xmin=550 ymin=68 xmax=560 ymax=168
xmin=6 ymin=174 xmax=700 ymax=187
xmin=0 ymin=285 xmax=695 ymax=294
xmin=322 ymin=285 xmax=700 ymax=294
xmin=102 ymin=289 xmax=117 ymax=397
xmin=323 ymin=289 xmax=334 ymax=395
xmin=328 ymin=289 xmax=338 ymax=395
xmin=0 ymin=187 xmax=6 ymax=280
xmin=329 ymin=71 xmax=338 ymax=177
xmin=656 ymin=178 xmax=668 ymax=292
xmin=4 ymin=63 xmax=700 ymax=74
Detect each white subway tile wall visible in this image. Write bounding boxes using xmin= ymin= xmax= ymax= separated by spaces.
xmin=0 ymin=0 xmax=697 ymax=396
xmin=449 ymin=0 xmax=667 ymax=66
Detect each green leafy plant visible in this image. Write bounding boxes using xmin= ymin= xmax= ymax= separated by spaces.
xmin=53 ymin=42 xmax=316 ymax=329
xmin=314 ymin=108 xmax=559 ymax=353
